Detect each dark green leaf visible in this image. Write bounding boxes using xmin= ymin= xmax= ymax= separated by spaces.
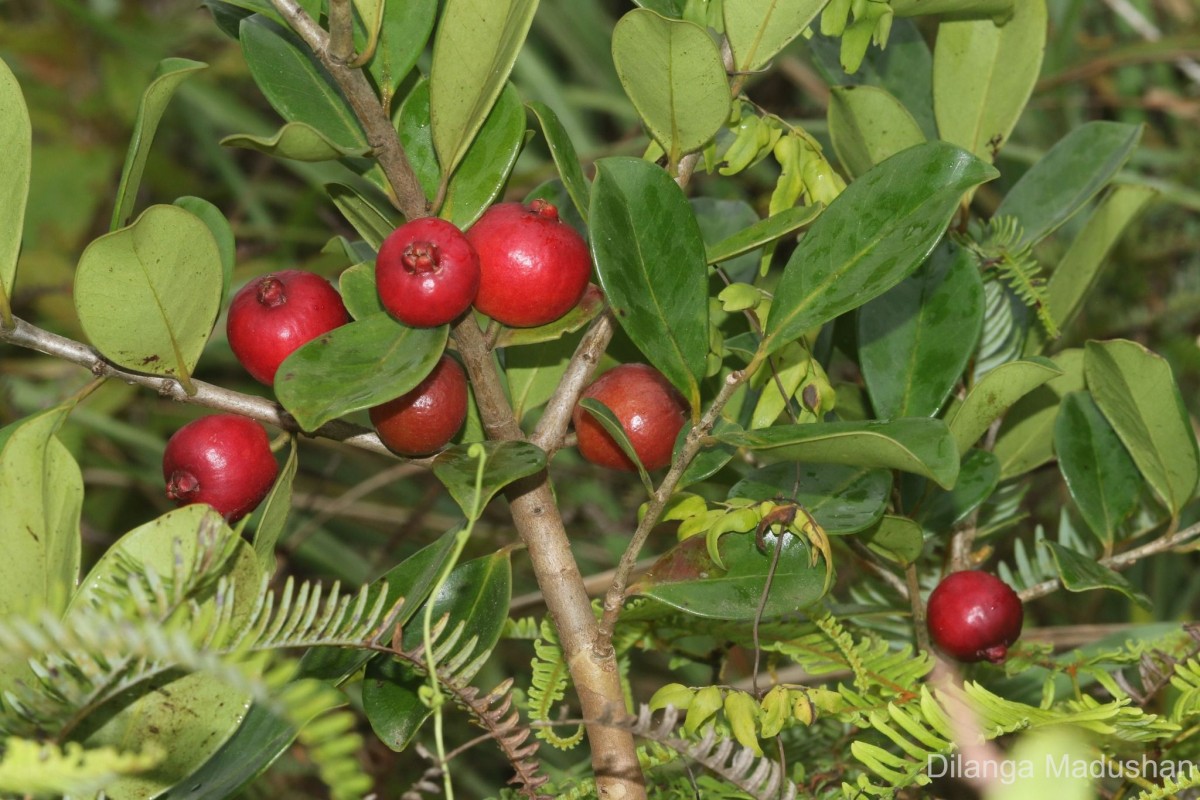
xmin=1043 ymin=541 xmax=1150 ymax=608
xmin=432 ymin=441 xmax=547 ymax=519
xmin=677 ymin=420 xmax=738 ymax=490
xmin=704 ymin=205 xmax=823 ymax=267
xmin=762 ymin=141 xmax=997 ymax=356
xmin=916 ymin=449 xmax=1000 ymax=534
xmin=274 ymin=313 xmax=447 ymax=432
xmin=325 ymin=182 xmax=399 ymax=249
xmin=713 ymin=418 xmax=960 ymax=489
xmin=493 ymin=284 xmax=605 ymax=348
xmin=1054 ymin=392 xmax=1141 ymax=546
xmin=250 ymin=436 xmax=297 ymax=572
xmin=949 ymin=356 xmax=1063 ymax=455
xmin=578 ymin=397 xmax=654 ymax=494
xmin=991 ymin=350 xmax=1085 ymax=478
xmin=590 ymin=157 xmax=709 ymax=412
xmin=828 ymin=85 xmax=925 ymax=178
xmin=221 ymin=122 xmax=372 ymax=162
xmin=364 ymin=0 xmax=436 ymax=103
xmin=173 ymin=196 xmax=236 ymax=306
xmin=858 ymin=241 xmax=984 ymax=418
xmin=859 ymin=515 xmax=925 ymax=566
xmin=691 ymin=198 xmax=760 ymax=282
xmin=338 ymin=262 xmax=385 ymax=320
xmin=728 ymin=462 xmax=890 ymax=534
xmin=527 ymin=100 xmax=590 ymax=223
xmin=0 ymin=55 xmax=30 ymax=317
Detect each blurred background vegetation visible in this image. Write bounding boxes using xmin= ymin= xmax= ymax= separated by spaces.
xmin=1 ymin=0 xmax=1199 ymax=795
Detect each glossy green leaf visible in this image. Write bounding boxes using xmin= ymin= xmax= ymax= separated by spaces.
xmin=325 ymin=182 xmax=399 ymax=249
xmin=612 ymin=9 xmax=730 ymax=163
xmin=1084 ymin=339 xmax=1199 ymax=517
xmin=704 ymin=205 xmax=823 ymax=266
xmin=173 ymin=196 xmax=236 ymax=305
xmin=251 ymin=436 xmax=297 ymax=572
xmin=728 ymin=462 xmax=891 ymax=534
xmin=432 ymin=441 xmax=547 ymax=519
xmin=1054 ymin=392 xmax=1140 ymax=546
xmin=995 ymin=121 xmax=1143 ymax=249
xmin=493 ymin=284 xmax=605 ymax=348
xmin=916 ymin=449 xmax=1000 ymax=534
xmin=691 ymin=199 xmax=760 ymax=282
xmin=948 ymin=356 xmax=1063 ymax=456
xmin=364 ymin=549 xmax=512 ymax=750
xmin=724 ymin=0 xmax=828 ymax=72
xmin=0 ymin=55 xmax=30 ymax=321
xmin=274 ymin=313 xmax=447 ymax=432
xmin=578 ymin=397 xmax=655 ymax=494
xmin=221 ymin=122 xmax=372 ymax=162
xmin=240 ymin=16 xmax=365 ymax=150
xmin=1043 ymin=541 xmax=1150 ymax=608
xmin=859 ymin=515 xmax=924 ymax=566
xmin=398 ymin=78 xmax=525 ymax=228
xmin=76 ymin=205 xmax=223 ymax=392
xmin=1027 ymin=185 xmax=1156 ymax=353
xmin=858 ymin=241 xmax=984 ymax=419
xmin=363 ymin=0 xmax=436 ymax=102
xmin=429 ymin=0 xmax=538 ymax=178
xmin=762 ymin=141 xmax=997 ymax=356
xmin=338 ymin=261 xmax=385 ymax=320
xmin=631 ymin=530 xmax=828 ymax=620
xmin=504 ymin=330 xmax=581 ymax=422
xmin=828 ymin=85 xmax=925 ymax=178
xmin=590 ymin=157 xmax=709 ymax=412
xmin=111 ymin=58 xmax=207 ymax=230
xmin=932 ymin=0 xmax=1045 ymax=163
xmin=714 ymin=418 xmax=959 ymax=489
xmin=528 ymin=100 xmax=590 ymax=222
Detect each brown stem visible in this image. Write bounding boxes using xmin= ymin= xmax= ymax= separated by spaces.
xmin=906 ymin=563 xmax=930 ymax=655
xmin=326 ymin=0 xmax=355 ymax=64
xmin=530 ymin=312 xmax=614 ymax=453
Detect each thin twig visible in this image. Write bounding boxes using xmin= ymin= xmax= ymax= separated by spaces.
xmin=530 ymin=312 xmax=615 ymax=453
xmin=906 ymin=564 xmax=930 ymax=655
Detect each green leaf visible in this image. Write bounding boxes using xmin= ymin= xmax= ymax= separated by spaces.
xmin=996 ymin=122 xmax=1144 ymax=250
xmin=363 ymin=0 xmax=436 ymax=103
xmin=948 ymin=357 xmax=1063 ymax=455
xmin=1054 ymin=392 xmax=1140 ymax=546
xmin=492 ymin=285 xmax=605 ymax=350
xmin=173 ymin=196 xmax=236 ymax=306
xmin=221 ymin=122 xmax=372 ymax=162
xmin=631 ymin=530 xmax=828 ymax=620
xmin=728 ymin=462 xmax=891 ymax=534
xmin=432 ymin=441 xmax=547 ymax=519
xmin=990 ymin=350 xmax=1085 ymax=478
xmin=338 ymin=262 xmax=385 ymax=320
xmin=364 ymin=549 xmax=513 ymax=750
xmin=611 ymin=9 xmax=731 ymax=164
xmin=861 ymin=515 xmax=925 ymax=566
xmin=429 ymin=0 xmax=538 ymax=178
xmin=858 ymin=241 xmax=984 ymax=419
xmin=724 ymin=0 xmax=828 ymax=72
xmin=828 ymin=85 xmax=925 ymax=178
xmin=250 ymin=436 xmax=297 ymax=572
xmin=1027 ymin=185 xmax=1156 ymax=353
xmin=713 ymin=418 xmax=960 ymax=489
xmin=1084 ymin=339 xmax=1199 ymax=517
xmin=1043 ymin=541 xmax=1150 ymax=609
xmin=240 ymin=16 xmax=365 ymax=150
xmin=0 ymin=55 xmax=31 ymax=322
xmin=704 ymin=205 xmax=823 ymax=266
xmin=932 ymin=0 xmax=1045 ymax=164
xmin=504 ymin=331 xmax=581 ymax=422
xmin=325 ymin=182 xmax=400 ymax=250
xmin=590 ymin=157 xmax=709 ymax=412
xmin=915 ymin=449 xmax=1000 ymax=534
xmin=762 ymin=141 xmax=997 ymax=356
xmin=274 ymin=313 xmax=447 ymax=432
xmin=692 ymin=199 xmax=760 ymax=281
xmin=892 ymin=0 xmax=1014 ymax=17
xmin=75 ymin=205 xmax=223 ymax=393
xmin=397 ymin=79 xmax=526 ymax=229
xmin=111 ymin=58 xmax=207 ymax=230
xmin=527 ymin=101 xmax=591 ymax=223
xmin=578 ymin=397 xmax=655 ymax=494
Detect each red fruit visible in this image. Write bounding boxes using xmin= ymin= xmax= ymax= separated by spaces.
xmin=926 ymin=571 xmax=1024 ymax=664
xmin=376 ymin=217 xmax=480 ymax=327
xmin=573 ymin=364 xmax=689 ymax=472
xmin=163 ymin=414 xmax=279 ymax=523
xmin=466 ymin=199 xmax=591 ymax=328
xmin=370 ymin=355 xmax=469 ymax=456
xmin=227 ymin=270 xmax=349 ymax=385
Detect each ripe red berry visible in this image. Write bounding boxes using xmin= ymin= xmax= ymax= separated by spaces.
xmin=163 ymin=414 xmax=279 ymax=523
xmin=926 ymin=571 xmax=1024 ymax=663
xmin=227 ymin=270 xmax=349 ymax=385
xmin=573 ymin=364 xmax=689 ymax=472
xmin=370 ymin=355 xmax=469 ymax=456
xmin=376 ymin=217 xmax=480 ymax=328
xmin=466 ymin=199 xmax=591 ymax=328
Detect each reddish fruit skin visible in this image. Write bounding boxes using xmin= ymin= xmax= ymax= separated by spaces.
xmin=376 ymin=218 xmax=480 ymax=327
xmin=163 ymin=414 xmax=279 ymax=523
xmin=573 ymin=364 xmax=689 ymax=472
xmin=370 ymin=355 xmax=469 ymax=456
xmin=466 ymin=200 xmax=591 ymax=328
xmin=926 ymin=571 xmax=1024 ymax=663
xmin=227 ymin=270 xmax=349 ymax=385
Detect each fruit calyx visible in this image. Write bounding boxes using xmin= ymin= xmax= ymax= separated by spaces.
xmin=256 ymin=276 xmax=287 ymax=308
xmin=165 ymin=469 xmax=200 ymax=501
xmin=402 ymin=241 xmax=440 ymax=274
xmin=530 ymin=198 xmax=559 ymax=220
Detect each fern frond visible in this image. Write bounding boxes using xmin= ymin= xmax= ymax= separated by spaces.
xmin=1131 ymin=766 xmax=1200 ymax=800
xmin=0 ymin=737 xmax=163 ymax=796
xmin=961 ymin=215 xmax=1059 ymax=340
xmin=524 ymin=619 xmax=582 ymax=750
xmin=1170 ymin=654 xmax=1200 ymax=722
xmin=502 ymin=616 xmax=542 ymax=640
xmin=995 ymin=517 xmax=1092 ymax=593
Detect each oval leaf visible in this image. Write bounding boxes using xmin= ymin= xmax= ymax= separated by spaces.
xmin=325 ymin=182 xmax=399 ymax=249
xmin=221 ymin=121 xmax=371 ymax=161
xmin=0 ymin=55 xmax=30 ymax=318
xmin=432 ymin=441 xmax=547 ymax=519
xmin=1084 ymin=339 xmax=1199 ymax=517
xmin=762 ymin=141 xmax=997 ymax=356
xmin=860 ymin=515 xmax=925 ymax=566
xmin=493 ymin=284 xmax=605 ymax=348
xmin=76 ymin=204 xmax=223 ymax=392
xmin=990 ymin=350 xmax=1085 ymax=478
xmin=858 ymin=240 xmax=984 ymax=419
xmin=828 ymin=85 xmax=925 ymax=178
xmin=612 ymin=9 xmax=730 ymax=163
xmin=364 ymin=0 xmax=437 ymax=102
xmin=1043 ymin=541 xmax=1150 ymax=608
xmin=727 ymin=462 xmax=891 ymax=534
xmin=714 ymin=418 xmax=959 ymax=489
xmin=274 ymin=313 xmax=447 ymax=432
xmin=704 ymin=205 xmax=822 ymax=267
xmin=948 ymin=356 xmax=1063 ymax=455
xmin=724 ymin=0 xmax=827 ymax=73
xmin=915 ymin=448 xmax=1000 ymax=534
xmin=590 ymin=157 xmax=709 ymax=411
xmin=338 ymin=261 xmax=385 ymax=320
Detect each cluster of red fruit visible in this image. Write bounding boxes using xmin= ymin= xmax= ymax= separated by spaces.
xmin=159 ymin=200 xmax=688 ymax=523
